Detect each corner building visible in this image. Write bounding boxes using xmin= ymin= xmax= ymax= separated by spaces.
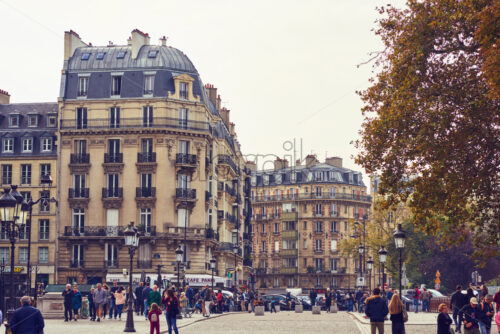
xmin=57 ymin=30 xmax=250 ymax=286
xmin=250 ymin=155 xmax=371 ymax=291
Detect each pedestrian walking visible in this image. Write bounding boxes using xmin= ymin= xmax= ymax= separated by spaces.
xmin=113 ymin=286 xmax=126 ymax=320
xmin=72 ymin=286 xmax=82 ymax=321
xmin=204 ymin=287 xmax=212 ymax=317
xmin=148 ymin=302 xmax=162 ymax=334
xmin=413 ymin=287 xmax=420 ymax=313
xmin=148 ymin=285 xmax=162 ymax=312
xmin=478 ymin=295 xmax=494 ymax=334
xmin=248 ymin=289 xmax=256 ymax=313
xmin=422 ymin=288 xmax=431 ymax=312
xmin=356 ymin=289 xmax=364 ymax=313
xmin=179 ymin=292 xmax=188 ymax=315
xmin=461 ymin=297 xmax=481 ymax=334
xmin=93 ymin=283 xmax=107 ymax=322
xmin=185 ymin=284 xmax=194 ymax=308
xmin=346 ymin=293 xmax=354 ymax=312
xmin=10 ymin=296 xmax=44 ymax=334
xmin=102 ymin=284 xmax=110 ymax=319
xmin=452 ymin=285 xmax=468 ymax=333
xmin=88 ymin=287 xmax=96 ymax=321
xmin=387 ymin=289 xmax=394 ymax=305
xmin=217 ymin=290 xmax=223 ymax=313
xmin=360 ymin=292 xmax=368 ymax=313
xmin=493 ymin=288 xmax=500 ymax=314
xmin=365 ymin=288 xmax=389 ymax=334
xmin=62 ymin=283 xmax=74 ymax=322
xmin=108 ymin=281 xmax=118 ymax=319
xmin=163 ymin=289 xmax=180 ymax=334
xmin=437 ymin=303 xmax=453 ymax=334
xmin=143 ymin=282 xmax=152 ymax=320
xmin=310 ymin=289 xmax=317 ymax=307
xmin=135 ymin=282 xmax=144 ymax=315
xmin=389 ymin=294 xmax=406 ymax=334
xmin=325 ymin=288 xmax=332 ymax=312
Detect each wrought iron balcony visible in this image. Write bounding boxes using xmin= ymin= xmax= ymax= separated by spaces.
xmin=70 ymin=260 xmax=84 ymax=268
xmin=281 ymin=267 xmax=298 ymax=274
xmin=104 ymin=153 xmax=123 ymax=163
xmin=205 ymin=191 xmax=212 ymax=202
xmin=225 ymin=184 xmax=236 ymax=197
xmin=63 ymin=225 xmax=156 ymax=237
xmin=175 ymin=188 xmax=196 ymax=200
xmin=205 ymin=227 xmax=219 ymax=241
xmin=137 ymin=152 xmax=156 ymax=163
xmin=70 ymin=153 xmax=90 ymax=164
xmin=136 ymin=187 xmax=156 ymax=198
xmin=68 ymin=188 xmax=89 ymax=198
xmin=226 ymin=212 xmax=237 ymax=224
xmin=137 ymin=260 xmax=152 ymax=269
xmin=104 ymin=259 xmax=118 ymax=268
xmin=217 ymin=154 xmax=237 ymax=173
xmin=176 ymin=153 xmax=197 ymax=166
xmin=281 ymin=249 xmax=298 ymax=257
xmin=281 ymin=230 xmax=298 ymax=239
xmin=102 ymin=187 xmax=123 ymax=198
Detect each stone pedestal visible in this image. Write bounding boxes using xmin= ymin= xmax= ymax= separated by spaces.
xmin=312 ymin=305 xmax=321 ymax=314
xmin=255 ymin=306 xmax=265 ymax=316
xmin=295 ymin=304 xmax=303 ymax=313
xmin=38 ymin=292 xmax=65 ymax=319
xmin=275 ymin=305 xmax=280 ymax=312
xmin=330 ymin=305 xmax=338 ymax=313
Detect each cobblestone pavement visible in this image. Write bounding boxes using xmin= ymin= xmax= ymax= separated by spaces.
xmin=349 ymin=311 xmax=438 ymax=334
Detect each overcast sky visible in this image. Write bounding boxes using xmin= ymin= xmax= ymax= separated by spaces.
xmin=0 ymin=0 xmax=407 ymax=187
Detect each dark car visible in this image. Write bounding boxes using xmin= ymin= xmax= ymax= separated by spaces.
xmin=296 ymin=295 xmax=312 ymax=310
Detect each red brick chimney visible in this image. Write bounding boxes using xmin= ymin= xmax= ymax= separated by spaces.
xmin=0 ymin=89 xmax=10 ymax=104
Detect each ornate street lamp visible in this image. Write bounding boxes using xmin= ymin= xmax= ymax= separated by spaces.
xmin=233 ymin=244 xmax=239 ymax=289
xmin=393 ymin=224 xmax=406 ymax=296
xmin=210 ymin=257 xmax=216 ymax=291
xmin=0 ymin=186 xmax=26 ymax=332
xmin=124 ymin=222 xmax=139 ymax=333
xmin=175 ymin=245 xmax=184 ymax=290
xmin=378 ymin=246 xmax=387 ymax=296
xmin=367 ymin=256 xmax=374 ymax=291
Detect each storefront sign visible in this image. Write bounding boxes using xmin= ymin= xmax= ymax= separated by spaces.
xmin=3 ymin=266 xmax=24 ymax=273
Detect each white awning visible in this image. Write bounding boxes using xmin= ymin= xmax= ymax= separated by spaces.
xmin=105 ymin=273 xmax=225 ymax=287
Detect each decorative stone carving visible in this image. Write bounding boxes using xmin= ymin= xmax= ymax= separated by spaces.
xmin=136 ymin=162 xmax=157 ymax=174
xmin=166 ymin=139 xmax=175 ymax=159
xmin=102 ymin=198 xmax=123 ymax=209
xmin=135 ymin=198 xmax=156 ymax=209
xmin=68 ymin=198 xmax=89 ymax=209
xmin=102 ymin=163 xmax=124 ymax=174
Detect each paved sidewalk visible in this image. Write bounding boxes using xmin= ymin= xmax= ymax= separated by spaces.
xmin=44 ymin=312 xmax=229 ymax=334
xmin=349 ymin=311 xmax=438 ymax=334
xmin=349 ymin=310 xmax=439 ymax=325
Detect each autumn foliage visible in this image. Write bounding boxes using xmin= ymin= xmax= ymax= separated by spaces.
xmin=355 ymin=0 xmax=500 ymax=258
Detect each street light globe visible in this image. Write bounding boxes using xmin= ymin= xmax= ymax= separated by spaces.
xmin=378 ymin=246 xmax=388 ymax=263
xmin=233 ymin=245 xmax=239 ymax=254
xmin=175 ymin=245 xmax=184 ymax=262
xmin=367 ymin=257 xmax=374 ymax=270
xmin=393 ymin=223 xmax=406 ymax=249
xmin=0 ymin=187 xmax=17 ymax=222
xmin=358 ymin=245 xmax=365 ymax=255
xmin=9 ymin=185 xmax=24 ymax=224
xmin=19 ymin=200 xmax=30 ymax=226
xmin=124 ymin=222 xmax=139 ymax=247
xmin=210 ymin=257 xmax=216 ymax=269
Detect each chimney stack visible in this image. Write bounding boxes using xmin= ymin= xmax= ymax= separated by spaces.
xmin=219 ymin=107 xmax=230 ymax=125
xmin=216 ymin=94 xmax=221 ymax=111
xmin=245 ymin=161 xmax=257 ymax=172
xmin=0 ymin=89 xmax=10 ymax=104
xmin=325 ymin=156 xmax=343 ymax=168
xmin=274 ymin=158 xmax=289 ymax=171
xmin=205 ymin=84 xmax=218 ymax=108
xmin=131 ymin=29 xmax=150 ymax=59
xmin=305 ymin=154 xmax=319 ymax=168
xmin=159 ymin=36 xmax=167 ymax=46
xmin=64 ymin=30 xmax=87 ymax=61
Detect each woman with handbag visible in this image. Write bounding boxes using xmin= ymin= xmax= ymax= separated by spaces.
xmin=163 ymin=289 xmax=180 ymax=334
xmin=437 ymin=303 xmax=453 ymax=334
xmin=389 ymin=294 xmax=406 ymax=334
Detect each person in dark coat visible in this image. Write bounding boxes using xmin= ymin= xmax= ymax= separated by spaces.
xmin=451 ymin=285 xmax=467 ymax=333
xmin=135 ymin=282 xmax=144 ymax=315
xmin=88 ymin=287 xmax=96 ymax=321
xmin=365 ymin=288 xmax=389 ymax=334
xmin=61 ymin=283 xmax=74 ymax=322
xmin=389 ymin=294 xmax=406 ymax=334
xmin=185 ymin=284 xmax=194 ymax=308
xmin=10 ymin=296 xmax=44 ymax=334
xmin=325 ymin=288 xmax=332 ymax=312
xmin=437 ymin=303 xmax=453 ymax=334
xmin=309 ymin=290 xmax=318 ymax=307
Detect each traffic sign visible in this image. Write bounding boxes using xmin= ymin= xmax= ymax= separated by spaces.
xmin=435 ymin=283 xmax=440 ymax=290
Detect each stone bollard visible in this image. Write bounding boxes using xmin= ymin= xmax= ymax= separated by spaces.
xmin=295 ymin=304 xmax=303 ymax=313
xmin=312 ymin=306 xmax=321 ymax=314
xmin=330 ymin=305 xmax=338 ymax=313
xmin=255 ymin=306 xmax=265 ymax=316
xmin=275 ymin=305 xmax=280 ymax=312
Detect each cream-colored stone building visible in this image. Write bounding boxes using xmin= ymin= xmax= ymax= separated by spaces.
xmin=0 ymin=90 xmax=58 ymax=287
xmin=57 ymin=30 xmax=250 ymax=287
xmin=250 ymin=155 xmax=371 ymax=291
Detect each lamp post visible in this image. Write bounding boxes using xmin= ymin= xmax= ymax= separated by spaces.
xmin=124 ymin=222 xmax=139 ymax=333
xmin=210 ymin=257 xmax=216 ymax=291
xmin=367 ymin=256 xmax=374 ymax=291
xmin=358 ymin=244 xmax=365 ymax=278
xmin=378 ymin=246 xmax=387 ymax=297
xmin=0 ymin=186 xmax=28 ymax=333
xmin=233 ymin=244 xmax=238 ymax=290
xmin=393 ymin=224 xmax=406 ymax=296
xmin=175 ymin=245 xmax=184 ymax=290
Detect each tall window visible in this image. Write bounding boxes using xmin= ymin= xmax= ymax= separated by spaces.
xmin=112 ymin=76 xmax=122 ymax=95
xmin=315 ymin=258 xmax=323 ymax=271
xmin=22 ymin=138 xmax=33 ymax=152
xmin=177 ymin=208 xmax=189 ymax=228
xmin=78 ymin=77 xmax=88 ymax=96
xmin=21 ymin=164 xmax=31 ymax=185
xmin=330 ymin=221 xmax=338 ymax=233
xmin=1 ymin=165 xmax=12 ymax=184
xmin=75 ymin=139 xmax=87 ymax=155
xmin=47 ymin=115 xmax=57 ymax=127
xmin=330 ymin=240 xmax=338 ymax=251
xmin=179 ymin=108 xmax=188 ymax=129
xmin=28 ymin=114 xmax=38 ymax=127
xmin=315 ymin=203 xmax=322 ymax=216
xmin=19 ymin=247 xmax=28 ymax=264
xmin=0 ymin=248 xmax=9 ymax=264
xmin=330 ymin=258 xmax=338 ymax=271
xmin=2 ymin=138 xmax=13 ymax=153
xmin=177 ymin=174 xmax=190 ymax=189
xmin=144 ymin=75 xmax=154 ymax=94
xmin=109 ymin=107 xmax=120 ymax=128
xmin=72 ymin=209 xmax=85 ymax=234
xmin=330 ymin=187 xmax=336 ymax=198
xmin=38 ymin=247 xmax=49 ymax=264
xmin=315 ymin=239 xmax=322 ymax=251
xmin=39 ymin=191 xmax=50 ymax=212
xmin=107 ymin=174 xmax=120 ymax=197
xmin=72 ymin=245 xmax=84 ymax=267
xmin=140 ymin=208 xmax=152 ymax=232
xmin=19 ymin=225 xmax=28 ymax=240
xmin=106 ymin=244 xmax=118 ymax=267
xmin=261 ymin=241 xmax=266 ymax=253
xmin=8 ymin=115 xmax=19 ymax=128
xmin=315 ymin=221 xmax=323 ymax=233
xmin=140 ymin=174 xmax=152 ymax=196
xmin=108 ymin=139 xmax=120 ymax=162
xmin=40 ymin=164 xmax=51 ymax=179
xmin=76 ymin=108 xmax=87 ymax=129
xmin=273 ymin=222 xmax=280 ymax=234
xmin=142 ymin=106 xmax=153 ymax=127
xmin=41 ymin=137 xmax=52 ymax=152
xmin=179 ymin=82 xmax=188 ymax=99
xmin=39 ymin=220 xmax=49 ymax=240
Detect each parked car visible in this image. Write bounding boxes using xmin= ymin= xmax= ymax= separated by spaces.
xmin=296 ymin=295 xmax=312 ymax=310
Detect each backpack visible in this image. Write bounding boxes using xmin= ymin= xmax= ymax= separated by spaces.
xmin=150 ymin=312 xmax=158 ymax=322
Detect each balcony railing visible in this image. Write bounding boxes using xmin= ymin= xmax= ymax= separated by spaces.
xmin=102 ymin=187 xmax=123 ymax=198
xmin=217 ymin=154 xmax=237 ymax=173
xmin=281 ymin=212 xmax=298 ymax=221
xmin=281 ymin=230 xmax=298 ymax=239
xmin=226 ymin=212 xmax=237 ymax=224
xmin=255 ymin=268 xmax=267 ymax=275
xmin=63 ymin=226 xmax=156 ymax=237
xmin=70 ymin=260 xmax=84 ymax=268
xmin=137 ymin=152 xmax=156 ymax=163
xmin=136 ymin=187 xmax=156 ymax=198
xmin=176 ymin=153 xmax=197 ymax=165
xmin=216 ymin=242 xmax=236 ymax=252
xmin=68 ymin=188 xmax=89 ymax=198
xmin=243 ymin=258 xmax=253 ymax=267
xmin=137 ymin=260 xmax=152 ymax=269
xmin=225 ymin=184 xmax=236 ymax=197
xmin=176 ymin=188 xmax=196 ymax=200
xmin=205 ymin=227 xmax=219 ymax=241
xmin=217 ymin=210 xmax=224 ymax=220
xmin=70 ymin=153 xmax=90 ymax=164
xmin=281 ymin=267 xmax=298 ymax=274
xmin=255 ymin=214 xmax=268 ymax=221
xmin=104 ymin=153 xmax=123 ymax=163
xmin=104 ymin=259 xmax=118 ymax=268
xmin=60 ymin=117 xmax=211 ymax=133
xmin=205 ymin=191 xmax=212 ymax=202
xmin=253 ymin=192 xmax=372 ymax=203
xmin=281 ymin=249 xmax=298 ymax=257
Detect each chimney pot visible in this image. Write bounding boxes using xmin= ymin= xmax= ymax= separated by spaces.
xmin=0 ymin=89 xmax=11 ymax=104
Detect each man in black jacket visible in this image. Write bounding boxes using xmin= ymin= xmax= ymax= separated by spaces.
xmin=134 ymin=282 xmax=144 ymax=315
xmin=61 ymin=284 xmax=74 ymax=322
xmin=309 ymin=290 xmax=318 ymax=307
xmin=461 ymin=297 xmax=480 ymax=334
xmin=451 ymin=285 xmax=467 ymax=333
xmin=365 ymin=288 xmax=389 ymax=334
xmin=10 ymin=296 xmax=44 ymax=334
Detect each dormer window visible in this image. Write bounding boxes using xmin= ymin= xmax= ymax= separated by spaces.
xmin=41 ymin=137 xmax=52 ymax=152
xmin=148 ymin=50 xmax=158 ymax=58
xmin=179 ymin=82 xmax=188 ymax=99
xmin=81 ymin=53 xmax=91 ymax=60
xmin=263 ymin=174 xmax=269 ymax=185
xmin=8 ymin=115 xmax=19 ymax=128
xmin=78 ymin=76 xmax=89 ymax=97
xmin=28 ymin=114 xmax=38 ymax=127
xmin=290 ymin=172 xmax=297 ymax=183
xmin=117 ymin=51 xmax=126 ymax=59
xmin=251 ymin=175 xmax=256 ymax=186
xmin=144 ymin=74 xmax=155 ymax=95
xmin=112 ymin=76 xmax=122 ymax=96
xmin=22 ymin=138 xmax=33 ymax=153
xmin=96 ymin=52 xmax=106 ymax=60
xmin=2 ymin=138 xmax=14 ymax=153
xmin=47 ymin=115 xmax=57 ymax=127
xmin=275 ymin=174 xmax=282 ymax=184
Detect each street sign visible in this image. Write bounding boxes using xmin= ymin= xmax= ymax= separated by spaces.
xmin=435 ymin=283 xmax=440 ymax=290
